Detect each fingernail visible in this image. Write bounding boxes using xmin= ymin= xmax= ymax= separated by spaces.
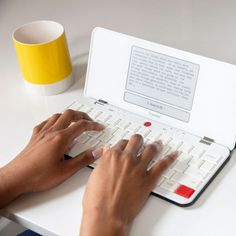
xmin=171 ymin=150 xmax=179 ymax=157
xmin=92 ymin=148 xmax=103 ymax=160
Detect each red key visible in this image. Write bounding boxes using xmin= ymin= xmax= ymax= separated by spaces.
xmin=175 ymin=185 xmax=195 ymax=199
xmin=144 ymin=121 xmax=152 ymax=127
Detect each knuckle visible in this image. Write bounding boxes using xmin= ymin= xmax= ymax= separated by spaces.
xmin=63 ymin=109 xmax=74 ymax=117
xmin=52 ymin=113 xmax=61 ymax=119
xmin=78 ymin=119 xmax=89 ymax=128
xmin=147 ymin=143 xmax=158 ymax=153
xmin=111 ymin=149 xmax=122 ymax=158
xmin=33 ymin=125 xmax=40 ymax=133
xmin=158 ymin=160 xmax=169 ymax=169
xmin=53 ymin=131 xmax=65 ymax=142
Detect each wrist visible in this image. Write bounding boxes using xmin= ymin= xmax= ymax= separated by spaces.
xmin=0 ymin=163 xmax=25 ymax=207
xmin=80 ymin=209 xmax=127 ymax=236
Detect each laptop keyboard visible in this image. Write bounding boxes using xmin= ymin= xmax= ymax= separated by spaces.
xmin=67 ymin=102 xmax=223 ymax=200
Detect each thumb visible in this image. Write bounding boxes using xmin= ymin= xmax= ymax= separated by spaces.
xmin=62 ymin=148 xmax=96 ymax=177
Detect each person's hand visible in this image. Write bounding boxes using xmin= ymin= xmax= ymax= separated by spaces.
xmin=0 ymin=109 xmax=104 ymax=207
xmin=80 ymin=134 xmax=178 ymax=236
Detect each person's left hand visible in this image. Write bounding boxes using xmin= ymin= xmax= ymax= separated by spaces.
xmin=0 ymin=109 xmax=104 ymax=207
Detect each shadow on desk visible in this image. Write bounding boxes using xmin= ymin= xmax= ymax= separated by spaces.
xmin=67 ymin=53 xmax=88 ymax=93
xmin=1 ymin=168 xmax=91 ymax=216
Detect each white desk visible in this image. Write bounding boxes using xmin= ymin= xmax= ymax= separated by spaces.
xmin=0 ymin=1 xmax=236 ymax=235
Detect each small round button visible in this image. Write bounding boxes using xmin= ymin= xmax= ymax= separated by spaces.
xmin=144 ymin=121 xmax=152 ymax=127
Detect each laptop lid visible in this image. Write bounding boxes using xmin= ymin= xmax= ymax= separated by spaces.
xmin=85 ymin=27 xmax=236 ymax=150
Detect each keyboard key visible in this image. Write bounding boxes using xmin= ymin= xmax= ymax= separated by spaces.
xmin=156 ymin=177 xmax=165 ymax=186
xmin=188 ymin=156 xmax=204 ymax=168
xmin=178 ymin=142 xmax=194 ymax=153
xmin=169 ymin=139 xmax=183 ymax=150
xmin=177 ymin=152 xmax=193 ymax=163
xmin=88 ymin=110 xmax=102 ymax=119
xmin=117 ymin=120 xmax=130 ymax=129
xmin=159 ymin=134 xmax=172 ymax=145
xmin=146 ymin=130 xmax=162 ymax=142
xmin=200 ymin=161 xmax=216 ymax=172
xmin=173 ymin=161 xmax=188 ymax=172
xmin=79 ymin=105 xmax=92 ymax=113
xmin=171 ymin=172 xmax=201 ymax=189
xmin=185 ymin=166 xmax=208 ymax=180
xmin=136 ymin=126 xmax=151 ymax=137
xmin=126 ymin=123 xmax=141 ymax=133
xmin=160 ymin=179 xmax=179 ymax=192
xmin=175 ymin=185 xmax=195 ymax=198
xmin=75 ymin=133 xmax=91 ymax=144
xmin=69 ymin=142 xmax=89 ymax=156
xmin=202 ymin=154 xmax=222 ymax=164
xmin=189 ymin=147 xmax=205 ymax=158
xmin=162 ymin=168 xmax=175 ymax=179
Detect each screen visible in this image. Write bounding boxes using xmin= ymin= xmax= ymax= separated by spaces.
xmin=124 ymin=46 xmax=200 ymax=122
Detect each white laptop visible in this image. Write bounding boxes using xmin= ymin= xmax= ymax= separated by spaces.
xmin=65 ymin=27 xmax=236 ymax=206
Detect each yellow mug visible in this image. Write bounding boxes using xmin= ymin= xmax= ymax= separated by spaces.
xmin=13 ymin=20 xmax=73 ymax=95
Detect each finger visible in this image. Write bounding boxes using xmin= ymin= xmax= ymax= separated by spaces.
xmin=52 ymin=109 xmax=92 ymax=130
xmin=64 ymin=120 xmax=105 ymax=143
xmin=41 ymin=113 xmax=61 ymax=131
xmin=112 ymin=139 xmax=129 ymax=151
xmin=124 ymin=134 xmax=144 ymax=156
xmin=32 ymin=119 xmax=49 ymax=134
xmin=140 ymin=140 xmax=163 ymax=167
xmin=148 ymin=151 xmax=178 ymax=185
xmin=62 ymin=148 xmax=95 ymax=178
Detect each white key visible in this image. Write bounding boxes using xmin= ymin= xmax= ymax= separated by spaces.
xmin=79 ymin=105 xmax=92 ymax=113
xmin=86 ymin=130 xmax=103 ymax=139
xmin=178 ymin=142 xmax=194 ymax=153
xmin=185 ymin=166 xmax=208 ymax=180
xmin=202 ymin=154 xmax=222 ymax=164
xmin=159 ymin=134 xmax=172 ymax=145
xmin=113 ymin=128 xmax=125 ymax=137
xmin=146 ymin=130 xmax=162 ymax=142
xmin=171 ymin=172 xmax=201 ymax=190
xmin=117 ymin=120 xmax=130 ymax=129
xmin=98 ymin=131 xmax=113 ymax=143
xmin=96 ymin=113 xmax=110 ymax=123
xmin=69 ymin=142 xmax=89 ymax=156
xmin=75 ymin=133 xmax=91 ymax=144
xmin=67 ymin=101 xmax=82 ymax=110
xmin=169 ymin=139 xmax=183 ymax=150
xmin=188 ymin=156 xmax=204 ymax=168
xmin=122 ymin=131 xmax=132 ymax=140
xmin=136 ymin=126 xmax=151 ymax=137
xmin=106 ymin=116 xmax=120 ymax=126
xmin=86 ymin=138 xmax=101 ymax=147
xmin=160 ymin=179 xmax=179 ymax=192
xmin=89 ymin=110 xmax=102 ymax=119
xmin=190 ymin=147 xmax=205 ymax=158
xmin=108 ymin=135 xmax=124 ymax=145
xmin=126 ymin=123 xmax=141 ymax=133
xmin=177 ymin=152 xmax=193 ymax=163
xmin=173 ymin=161 xmax=188 ymax=172
xmin=156 ymin=177 xmax=165 ymax=186
xmin=162 ymin=168 xmax=175 ymax=179
xmin=200 ymin=161 xmax=216 ymax=172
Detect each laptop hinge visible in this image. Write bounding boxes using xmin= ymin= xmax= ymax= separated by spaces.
xmin=94 ymin=99 xmax=108 ymax=105
xmin=200 ymin=136 xmax=215 ymax=145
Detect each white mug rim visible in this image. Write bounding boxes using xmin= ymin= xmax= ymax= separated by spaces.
xmin=12 ymin=20 xmax=64 ymax=46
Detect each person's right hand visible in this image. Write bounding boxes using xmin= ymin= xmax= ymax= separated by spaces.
xmin=80 ymin=134 xmax=178 ymax=236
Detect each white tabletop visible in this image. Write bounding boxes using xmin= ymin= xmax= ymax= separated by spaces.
xmin=0 ymin=1 xmax=236 ymax=235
